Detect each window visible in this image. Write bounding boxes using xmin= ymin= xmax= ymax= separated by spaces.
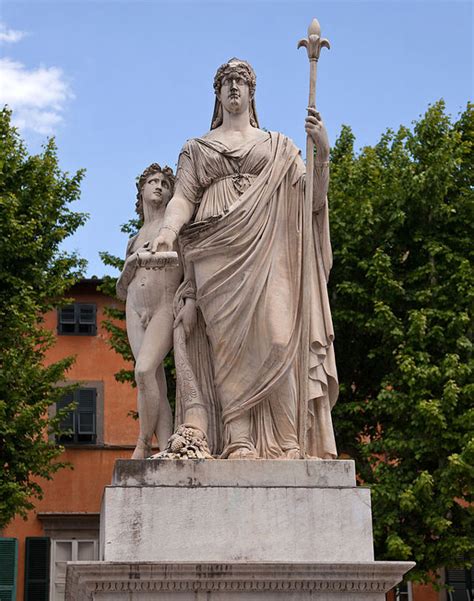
xmin=36 ymin=514 xmax=100 ymax=601
xmin=395 ymin=582 xmax=413 ymax=601
xmin=446 ymin=561 xmax=473 ymax=601
xmin=57 ymin=303 xmax=96 ymax=335
xmin=0 ymin=538 xmax=18 ymax=601
xmin=57 ymin=388 xmax=97 ymax=444
xmin=50 ymin=539 xmax=98 ymax=601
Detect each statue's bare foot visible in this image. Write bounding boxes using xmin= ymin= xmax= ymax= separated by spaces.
xmin=227 ymin=446 xmax=258 ymax=460
xmin=131 ymin=438 xmax=152 ymax=460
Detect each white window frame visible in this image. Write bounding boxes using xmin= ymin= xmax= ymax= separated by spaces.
xmin=395 ymin=582 xmax=413 ymax=601
xmin=49 ymin=539 xmax=98 ymax=601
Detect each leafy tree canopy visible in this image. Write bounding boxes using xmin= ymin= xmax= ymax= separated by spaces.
xmin=330 ymin=100 xmax=473 ymax=581
xmin=0 ymin=107 xmax=87 ymax=529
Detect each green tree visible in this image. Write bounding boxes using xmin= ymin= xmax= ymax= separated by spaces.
xmin=329 ymin=101 xmax=473 ymax=581
xmin=99 ymin=219 xmax=139 ymax=389
xmin=0 ymin=107 xmax=87 ymax=529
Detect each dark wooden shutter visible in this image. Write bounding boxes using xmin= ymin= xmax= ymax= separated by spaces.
xmin=78 ymin=304 xmax=95 ymax=324
xmin=0 ymin=538 xmax=17 ymax=601
xmin=57 ymin=392 xmax=75 ymax=442
xmin=77 ymin=388 xmax=96 ymax=441
xmin=58 ymin=305 xmax=76 ymax=334
xmin=58 ymin=303 xmax=96 ymax=335
xmin=446 ymin=564 xmax=472 ymax=601
xmin=471 ymin=563 xmax=474 ymax=600
xmin=78 ymin=304 xmax=96 ymax=334
xmin=59 ymin=305 xmax=75 ymax=324
xmin=24 ymin=537 xmax=50 ymax=601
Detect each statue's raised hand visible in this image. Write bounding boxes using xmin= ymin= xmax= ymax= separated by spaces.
xmin=305 ymin=107 xmax=330 ymax=162
xmin=151 ymin=228 xmax=175 ymax=253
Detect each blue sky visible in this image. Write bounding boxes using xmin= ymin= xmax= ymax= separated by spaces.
xmin=1 ymin=0 xmax=472 ymax=277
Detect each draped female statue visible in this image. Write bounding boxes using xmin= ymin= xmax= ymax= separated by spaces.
xmin=152 ymin=59 xmax=338 ymax=460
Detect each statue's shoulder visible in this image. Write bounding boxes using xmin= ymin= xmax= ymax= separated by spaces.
xmin=125 ymin=233 xmax=139 ymax=256
xmin=268 ymin=131 xmax=302 ymax=157
xmin=179 ymin=135 xmax=212 ymax=155
xmin=281 ymin=132 xmax=300 ymax=150
xmin=179 ymin=138 xmax=194 ymax=152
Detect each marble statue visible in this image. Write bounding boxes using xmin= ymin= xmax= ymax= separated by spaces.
xmin=117 ymin=164 xmax=183 ymax=459
xmin=66 ymin=23 xmax=416 ymax=601
xmin=150 ymin=57 xmax=338 ymax=460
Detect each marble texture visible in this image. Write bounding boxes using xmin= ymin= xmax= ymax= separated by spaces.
xmin=112 ymin=458 xmax=356 ymax=487
xmin=67 ymin=459 xmax=415 ymax=600
xmin=150 ymin=58 xmax=338 ymax=460
xmin=66 ymin=560 xmax=415 ymax=600
xmin=101 ymin=460 xmax=373 ymax=563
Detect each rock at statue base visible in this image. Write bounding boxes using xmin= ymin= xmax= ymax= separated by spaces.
xmin=66 ymin=459 xmax=414 ymax=599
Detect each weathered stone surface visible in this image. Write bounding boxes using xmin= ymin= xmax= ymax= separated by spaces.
xmin=75 ymin=460 xmax=415 ymax=599
xmin=112 ymin=458 xmax=357 ymax=488
xmin=66 ymin=560 xmax=415 ymax=600
xmin=102 ymin=460 xmax=373 ymax=563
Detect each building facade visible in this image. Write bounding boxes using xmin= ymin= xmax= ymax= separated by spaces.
xmin=1 ymin=279 xmax=139 ymax=601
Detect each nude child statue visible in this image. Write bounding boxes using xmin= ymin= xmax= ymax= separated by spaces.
xmin=116 ymin=163 xmax=183 ymax=459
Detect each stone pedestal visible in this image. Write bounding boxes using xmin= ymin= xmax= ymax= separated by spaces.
xmin=66 ymin=459 xmax=414 ymax=600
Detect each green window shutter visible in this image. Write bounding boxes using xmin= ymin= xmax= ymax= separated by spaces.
xmin=24 ymin=537 xmax=50 ymax=601
xmin=57 ymin=392 xmax=75 ymax=432
xmin=58 ymin=303 xmax=96 ymax=335
xmin=78 ymin=304 xmax=96 ymax=324
xmin=78 ymin=304 xmax=97 ymax=334
xmin=58 ymin=305 xmax=76 ymax=334
xmin=446 ymin=564 xmax=471 ymax=601
xmin=59 ymin=305 xmax=75 ymax=324
xmin=77 ymin=388 xmax=96 ymax=436
xmin=0 ymin=538 xmax=17 ymax=601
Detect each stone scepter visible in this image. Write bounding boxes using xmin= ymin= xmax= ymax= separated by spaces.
xmin=297 ymin=18 xmax=330 ymax=456
xmin=298 ymin=18 xmax=330 ymax=167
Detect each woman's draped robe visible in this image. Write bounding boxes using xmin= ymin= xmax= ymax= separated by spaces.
xmin=173 ymin=131 xmax=338 ymax=458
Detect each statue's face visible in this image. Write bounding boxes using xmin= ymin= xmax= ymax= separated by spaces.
xmin=218 ymin=74 xmax=250 ymax=116
xmin=142 ymin=172 xmax=172 ymax=207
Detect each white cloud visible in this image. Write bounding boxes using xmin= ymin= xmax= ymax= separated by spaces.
xmin=11 ymin=108 xmax=64 ymax=136
xmin=0 ymin=58 xmax=73 ymax=135
xmin=0 ymin=22 xmax=27 ymax=44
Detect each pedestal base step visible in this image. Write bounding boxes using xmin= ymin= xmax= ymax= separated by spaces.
xmin=66 ymin=560 xmax=415 ymax=601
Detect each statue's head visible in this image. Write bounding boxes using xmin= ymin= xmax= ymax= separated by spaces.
xmin=135 ymin=163 xmax=175 ymax=220
xmin=211 ymin=58 xmax=260 ymax=130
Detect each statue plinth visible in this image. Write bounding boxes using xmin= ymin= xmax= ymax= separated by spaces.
xmin=102 ymin=459 xmax=372 ymax=563
xmin=66 ymin=460 xmax=414 ymax=599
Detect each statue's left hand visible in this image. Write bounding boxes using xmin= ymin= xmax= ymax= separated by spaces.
xmin=305 ymin=107 xmax=330 ymax=162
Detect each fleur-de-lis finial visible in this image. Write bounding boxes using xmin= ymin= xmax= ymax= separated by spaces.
xmin=297 ymin=18 xmax=330 ymax=62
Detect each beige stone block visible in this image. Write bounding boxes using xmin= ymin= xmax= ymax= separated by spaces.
xmin=101 ymin=460 xmax=373 ymax=563
xmin=112 ymin=458 xmax=357 ymax=488
xmin=66 ymin=560 xmax=416 ymax=600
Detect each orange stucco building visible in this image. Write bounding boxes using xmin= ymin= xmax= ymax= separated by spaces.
xmin=1 ymin=279 xmax=467 ymax=601
xmin=2 ymin=279 xmax=139 ymax=601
